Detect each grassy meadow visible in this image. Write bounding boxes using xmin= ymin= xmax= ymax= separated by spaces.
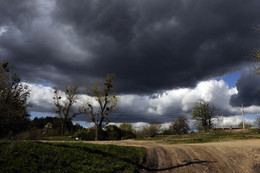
xmin=137 ymin=129 xmax=260 ymax=144
xmin=0 ymin=140 xmax=145 ymax=173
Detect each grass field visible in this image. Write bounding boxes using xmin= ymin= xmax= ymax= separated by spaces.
xmin=137 ymin=129 xmax=260 ymax=144
xmin=0 ymin=140 xmax=146 ymax=173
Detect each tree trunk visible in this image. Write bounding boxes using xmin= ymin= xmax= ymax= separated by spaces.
xmin=64 ymin=120 xmax=67 ymax=135
xmin=61 ymin=122 xmax=64 ymax=135
xmin=95 ymin=126 xmax=99 ymax=141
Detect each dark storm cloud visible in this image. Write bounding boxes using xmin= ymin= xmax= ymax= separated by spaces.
xmin=230 ymin=70 xmax=260 ymax=107
xmin=1 ymin=0 xmax=260 ymax=95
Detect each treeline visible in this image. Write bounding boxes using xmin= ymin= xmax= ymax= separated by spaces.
xmin=10 ymin=117 xmax=81 ymax=139
xmin=15 ymin=116 xmax=190 ymax=140
xmin=0 ymin=61 xmax=119 ymax=140
xmin=2 ymin=60 xmax=260 ymax=140
xmin=15 ymin=116 xmax=137 ymax=141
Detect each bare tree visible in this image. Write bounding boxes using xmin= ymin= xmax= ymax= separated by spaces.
xmin=53 ymin=84 xmax=79 ymax=135
xmin=82 ymin=74 xmax=118 ymax=140
xmin=191 ymin=99 xmax=217 ymax=132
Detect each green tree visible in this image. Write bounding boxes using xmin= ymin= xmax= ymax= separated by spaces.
xmin=104 ymin=125 xmax=122 ymax=140
xmin=53 ymin=84 xmax=79 ymax=135
xmin=82 ymin=74 xmax=119 ymax=141
xmin=141 ymin=122 xmax=162 ymax=138
xmin=191 ymin=99 xmax=217 ymax=132
xmin=169 ymin=116 xmax=190 ymax=135
xmin=119 ymin=123 xmax=136 ymax=139
xmin=0 ymin=61 xmax=30 ymax=138
xmin=119 ymin=123 xmax=133 ymax=132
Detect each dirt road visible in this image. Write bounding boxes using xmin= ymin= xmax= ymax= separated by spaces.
xmin=85 ymin=140 xmax=260 ymax=173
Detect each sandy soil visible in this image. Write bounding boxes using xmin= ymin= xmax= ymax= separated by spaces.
xmin=82 ymin=140 xmax=260 ymax=173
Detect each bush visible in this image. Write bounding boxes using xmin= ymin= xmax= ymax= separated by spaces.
xmin=73 ymin=128 xmax=101 ymax=141
xmin=73 ymin=129 xmax=89 ymax=140
xmin=119 ymin=123 xmax=136 ymax=139
xmin=17 ymin=128 xmax=43 ymax=140
xmin=139 ymin=123 xmax=162 ymax=138
xmin=169 ymin=116 xmax=190 ymax=135
xmin=121 ymin=130 xmax=136 ymax=139
xmin=104 ymin=125 xmax=122 ymax=140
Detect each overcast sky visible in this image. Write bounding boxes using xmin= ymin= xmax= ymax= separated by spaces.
xmin=1 ymin=0 xmax=260 ymax=126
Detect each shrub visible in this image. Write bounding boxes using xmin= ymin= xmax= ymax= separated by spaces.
xmin=17 ymin=128 xmax=43 ymax=140
xmin=169 ymin=116 xmax=190 ymax=135
xmin=139 ymin=123 xmax=162 ymax=138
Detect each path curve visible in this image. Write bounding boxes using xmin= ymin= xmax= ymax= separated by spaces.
xmin=84 ymin=140 xmax=260 ymax=173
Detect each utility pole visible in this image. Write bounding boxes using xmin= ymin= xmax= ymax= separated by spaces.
xmin=241 ymin=103 xmax=245 ymax=130
xmin=222 ymin=113 xmax=224 ymax=130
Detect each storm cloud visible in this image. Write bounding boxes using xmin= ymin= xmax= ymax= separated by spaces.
xmin=1 ymin=0 xmax=260 ymax=95
xmin=230 ymin=70 xmax=260 ymax=107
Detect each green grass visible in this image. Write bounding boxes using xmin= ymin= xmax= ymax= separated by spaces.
xmin=137 ymin=129 xmax=260 ymax=144
xmin=0 ymin=140 xmax=146 ymax=173
xmin=41 ymin=135 xmax=76 ymax=141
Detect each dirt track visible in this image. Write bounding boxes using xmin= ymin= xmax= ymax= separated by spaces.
xmin=84 ymin=140 xmax=260 ymax=173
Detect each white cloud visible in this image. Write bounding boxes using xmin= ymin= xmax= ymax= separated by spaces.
xmin=27 ymin=83 xmax=54 ymax=112
xmin=26 ymin=79 xmax=260 ymax=124
xmin=118 ymin=79 xmax=241 ymax=118
xmin=0 ymin=26 xmax=8 ymax=37
xmin=131 ymin=122 xmax=148 ymax=130
xmin=214 ymin=115 xmax=255 ymax=128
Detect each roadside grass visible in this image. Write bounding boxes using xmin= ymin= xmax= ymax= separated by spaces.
xmin=41 ymin=135 xmax=76 ymax=141
xmin=137 ymin=129 xmax=260 ymax=144
xmin=0 ymin=140 xmax=146 ymax=173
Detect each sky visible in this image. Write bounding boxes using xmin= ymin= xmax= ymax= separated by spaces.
xmin=1 ymin=0 xmax=260 ymax=128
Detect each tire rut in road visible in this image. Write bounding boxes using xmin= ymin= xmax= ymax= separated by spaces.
xmin=139 ymin=143 xmax=260 ymax=173
xmin=140 ymin=146 xmax=174 ymax=173
xmin=140 ymin=145 xmax=213 ymax=173
xmin=50 ymin=140 xmax=260 ymax=172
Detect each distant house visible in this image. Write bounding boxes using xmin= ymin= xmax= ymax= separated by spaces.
xmin=213 ymin=126 xmax=244 ymax=130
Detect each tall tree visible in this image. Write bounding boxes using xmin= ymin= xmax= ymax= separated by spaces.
xmin=0 ymin=61 xmax=30 ymax=138
xmin=53 ymin=84 xmax=78 ymax=135
xmin=191 ymin=99 xmax=217 ymax=132
xmin=82 ymin=74 xmax=118 ymax=141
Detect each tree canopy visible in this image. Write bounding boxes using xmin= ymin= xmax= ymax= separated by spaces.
xmin=169 ymin=116 xmax=190 ymax=135
xmin=53 ymin=84 xmax=79 ymax=135
xmin=0 ymin=61 xmax=30 ymax=138
xmin=191 ymin=99 xmax=217 ymax=132
xmin=82 ymin=74 xmax=119 ymax=140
